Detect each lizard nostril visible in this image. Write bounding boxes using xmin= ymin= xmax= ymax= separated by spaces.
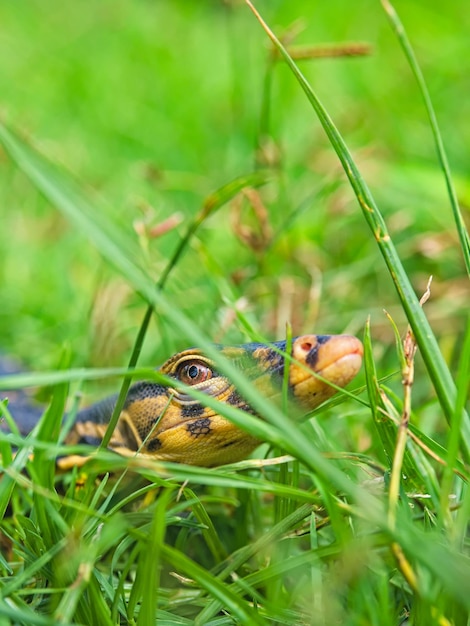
xmin=301 ymin=341 xmax=313 ymax=352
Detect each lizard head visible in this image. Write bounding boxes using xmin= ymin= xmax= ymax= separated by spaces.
xmin=111 ymin=334 xmax=363 ymax=466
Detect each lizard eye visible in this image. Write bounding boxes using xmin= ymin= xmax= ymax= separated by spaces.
xmin=177 ymin=360 xmax=213 ymax=385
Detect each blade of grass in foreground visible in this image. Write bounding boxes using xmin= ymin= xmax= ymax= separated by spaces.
xmin=245 ymin=0 xmax=470 ymax=463
xmin=129 ymin=488 xmax=173 ymax=626
xmin=381 ymin=0 xmax=470 ymax=278
xmin=0 ymin=122 xmax=270 ymax=456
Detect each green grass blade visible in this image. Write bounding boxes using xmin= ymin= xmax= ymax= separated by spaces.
xmin=363 ymin=317 xmax=395 ymax=467
xmin=0 ymin=367 xmax=130 ymax=390
xmin=439 ymin=316 xmax=470 ymax=519
xmin=162 ymin=544 xmax=266 ymax=626
xmin=0 ymin=597 xmax=73 ymax=626
xmin=182 ymin=487 xmax=228 ymax=563
xmin=134 ymin=488 xmax=174 ymax=626
xmin=0 ymin=442 xmax=31 ymax=521
xmin=244 ymin=1 xmax=470 ymax=462
xmin=0 ymin=537 xmax=66 ymax=597
xmin=381 ymin=0 xmax=470 ymax=278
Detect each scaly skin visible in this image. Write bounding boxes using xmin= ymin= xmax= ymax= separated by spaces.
xmin=62 ymin=334 xmax=363 ymax=467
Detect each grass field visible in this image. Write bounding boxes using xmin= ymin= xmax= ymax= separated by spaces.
xmin=0 ymin=1 xmax=469 ymax=624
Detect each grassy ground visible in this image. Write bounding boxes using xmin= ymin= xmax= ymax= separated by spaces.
xmin=0 ymin=1 xmax=469 ymax=624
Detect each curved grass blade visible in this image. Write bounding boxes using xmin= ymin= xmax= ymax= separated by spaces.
xmin=244 ymin=1 xmax=470 ymax=463
xmin=129 ymin=488 xmax=174 ymax=626
xmin=381 ymin=0 xmax=470 ymax=278
xmin=439 ymin=316 xmax=470 ymax=519
xmin=0 ymin=123 xmax=271 ymax=453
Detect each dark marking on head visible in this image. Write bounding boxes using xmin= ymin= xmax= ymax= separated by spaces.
xmin=226 ymin=390 xmax=258 ymax=416
xmin=305 ymin=349 xmax=319 ymax=368
xmin=227 ymin=389 xmax=244 ymax=407
xmin=180 ymin=403 xmax=206 ymax=419
xmin=122 ymin=382 xmax=170 ymax=441
xmin=251 ymin=348 xmax=286 ymax=388
xmin=187 ymin=417 xmax=212 ymax=438
xmin=301 ymin=335 xmax=331 ymax=370
xmin=125 ymin=382 xmax=168 ymax=405
xmin=147 ymin=437 xmax=162 ymax=452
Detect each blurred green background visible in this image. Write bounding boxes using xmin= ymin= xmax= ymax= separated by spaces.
xmin=0 ymin=0 xmax=467 ymax=385
xmin=0 ymin=3 xmax=469 ymax=622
